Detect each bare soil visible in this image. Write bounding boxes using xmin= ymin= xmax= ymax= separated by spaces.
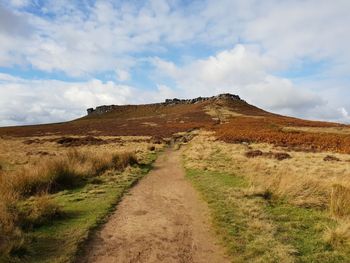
xmin=79 ymin=149 xmax=230 ymax=263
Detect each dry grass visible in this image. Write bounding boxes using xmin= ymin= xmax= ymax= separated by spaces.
xmin=0 ymin=135 xmax=149 ymax=259
xmin=330 ymin=184 xmax=350 ymax=218
xmin=0 ymin=149 xmax=138 ymax=197
xmin=185 ymin=132 xmax=350 ymax=253
xmin=0 ymin=135 xmax=158 ymax=170
xmin=184 ymin=132 xmax=350 ymax=210
xmin=204 ymin=103 xmax=244 ymax=123
xmin=184 ymin=132 xmax=350 ymax=260
xmin=19 ymin=194 xmax=63 ymax=230
xmin=0 ymin=191 xmax=24 ymax=257
xmin=324 ymin=220 xmax=350 ymax=250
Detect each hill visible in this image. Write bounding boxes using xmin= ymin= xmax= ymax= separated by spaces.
xmin=1 ymin=93 xmax=350 ymax=152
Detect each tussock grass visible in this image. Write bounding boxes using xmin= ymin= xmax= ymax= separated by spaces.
xmin=324 ymin=221 xmax=350 ymax=250
xmin=111 ymin=152 xmax=138 ymax=170
xmin=21 ymin=195 xmax=63 ymax=229
xmin=0 ymin=149 xmax=139 ymax=260
xmin=1 ymin=150 xmax=138 ymax=197
xmin=330 ymin=184 xmax=350 ymax=218
xmin=0 ymin=135 xmax=160 ymax=261
xmin=0 ymin=191 xmax=24 ymax=258
xmin=26 ymin=152 xmax=156 ymax=263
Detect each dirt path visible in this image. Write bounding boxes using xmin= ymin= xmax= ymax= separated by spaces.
xmin=79 ymin=149 xmax=230 ymax=263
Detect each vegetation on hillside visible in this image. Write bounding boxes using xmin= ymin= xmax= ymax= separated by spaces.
xmin=1 ymin=96 xmax=349 ymax=154
xmin=214 ymin=115 xmax=350 ymax=153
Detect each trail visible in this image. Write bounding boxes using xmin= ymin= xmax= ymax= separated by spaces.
xmin=80 ymin=149 xmax=230 ymax=263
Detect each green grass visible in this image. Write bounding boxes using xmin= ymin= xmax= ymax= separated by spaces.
xmin=186 ymin=168 xmax=348 ymax=263
xmin=5 ymin=153 xmax=156 ymax=263
xmin=186 ymin=169 xmax=286 ymax=262
xmin=266 ymin=202 xmax=346 ymax=262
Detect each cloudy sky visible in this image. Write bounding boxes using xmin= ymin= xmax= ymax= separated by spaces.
xmin=1 ymin=0 xmax=350 ymax=126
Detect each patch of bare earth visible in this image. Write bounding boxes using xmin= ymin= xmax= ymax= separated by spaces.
xmin=79 ymin=149 xmax=229 ymax=263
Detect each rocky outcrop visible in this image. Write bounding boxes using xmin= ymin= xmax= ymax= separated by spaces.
xmin=87 ymin=93 xmax=242 ymax=116
xmin=86 ymin=105 xmax=119 ymax=116
xmin=163 ymin=93 xmax=241 ymax=105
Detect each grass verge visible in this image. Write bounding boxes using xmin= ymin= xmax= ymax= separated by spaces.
xmin=186 ymin=169 xmax=349 ymax=262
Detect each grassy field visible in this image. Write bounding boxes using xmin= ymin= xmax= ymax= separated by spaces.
xmin=183 ymin=132 xmax=350 ymax=262
xmin=0 ymin=135 xmax=161 ymax=263
xmin=20 ymin=154 xmax=156 ymax=263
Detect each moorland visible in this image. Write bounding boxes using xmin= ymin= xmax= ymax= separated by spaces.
xmin=1 ymin=94 xmax=350 ymax=262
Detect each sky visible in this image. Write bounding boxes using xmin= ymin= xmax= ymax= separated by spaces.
xmin=1 ymin=0 xmax=350 ymax=126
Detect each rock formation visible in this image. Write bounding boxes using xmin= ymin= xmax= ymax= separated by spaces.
xmin=87 ymin=93 xmax=242 ymax=116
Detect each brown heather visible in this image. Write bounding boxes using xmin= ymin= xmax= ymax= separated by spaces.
xmin=2 ymin=97 xmax=350 ymax=154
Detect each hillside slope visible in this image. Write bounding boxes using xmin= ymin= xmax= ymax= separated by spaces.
xmin=1 ymin=93 xmax=350 ymax=152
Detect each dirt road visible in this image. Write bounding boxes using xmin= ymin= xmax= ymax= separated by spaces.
xmin=80 ymin=149 xmax=230 ymax=263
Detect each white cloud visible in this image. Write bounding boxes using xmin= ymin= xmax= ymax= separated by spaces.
xmin=0 ymin=0 xmax=203 ymax=76
xmin=244 ymin=0 xmax=350 ymax=64
xmin=152 ymin=45 xmax=350 ymax=122
xmin=0 ymin=1 xmax=350 ymax=124
xmin=0 ymin=74 xmax=134 ymax=126
xmin=9 ymin=0 xmax=30 ymax=7
xmin=115 ymin=69 xmax=130 ymax=82
xmin=1 ymin=0 xmax=350 ymax=78
xmin=134 ymin=84 xmax=178 ymax=104
xmin=340 ymin=108 xmax=349 ymax=118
